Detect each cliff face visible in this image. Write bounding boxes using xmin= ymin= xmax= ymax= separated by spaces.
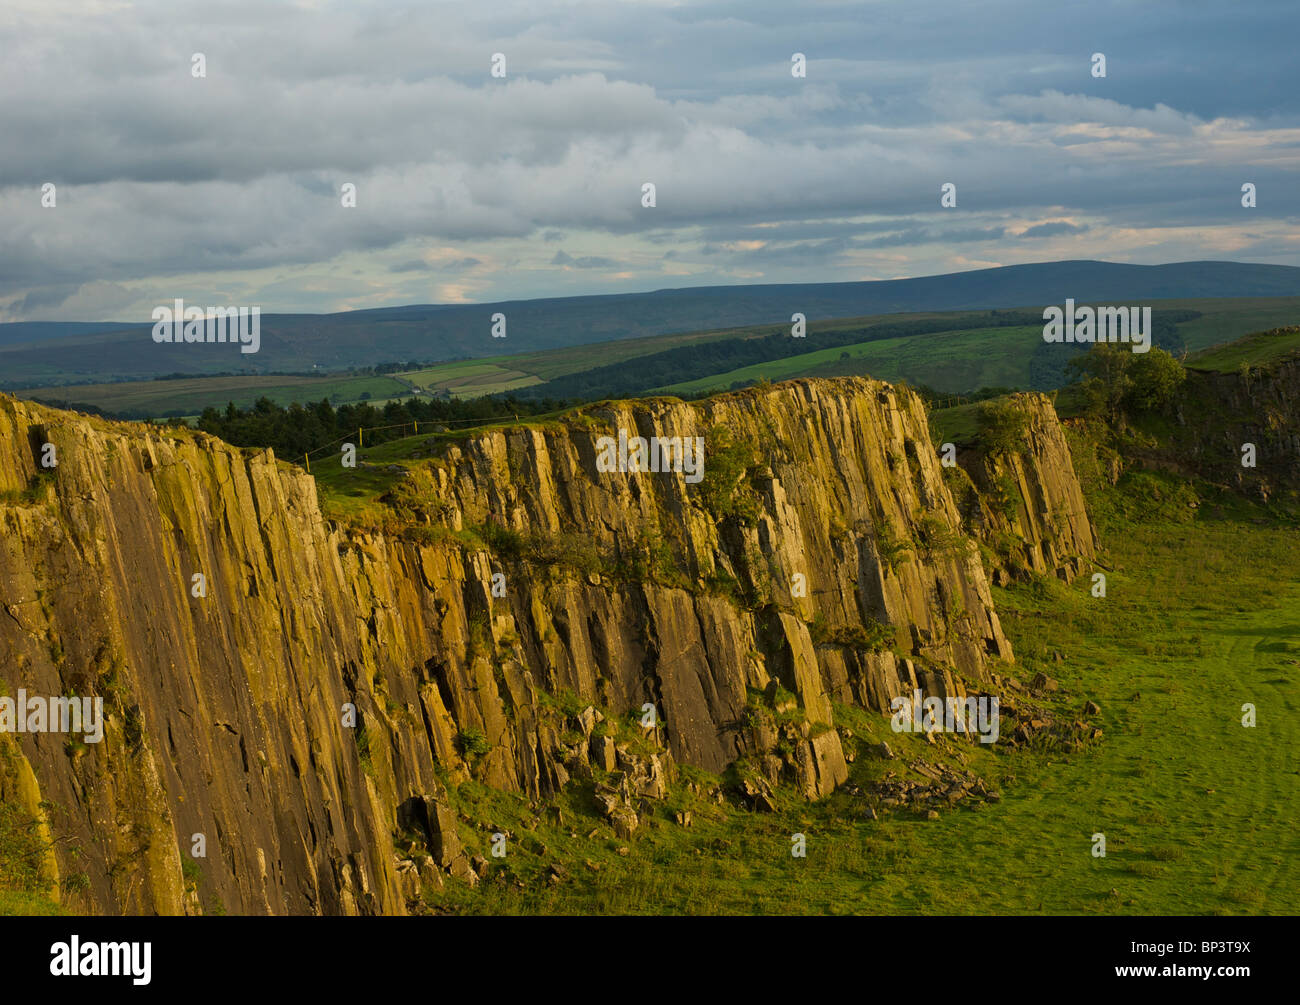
xmin=1174 ymin=355 xmax=1300 ymax=501
xmin=0 ymin=379 xmax=1089 ymax=916
xmin=958 ymin=393 xmax=1098 ymax=584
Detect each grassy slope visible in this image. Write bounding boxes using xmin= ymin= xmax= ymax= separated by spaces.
xmin=655 ymin=325 xmax=1042 ymax=396
xmin=1173 ymin=298 xmax=1300 ymax=353
xmin=13 ymin=321 xmax=758 ymax=416
xmin=928 ymin=400 xmax=985 ymax=447
xmin=311 ymin=435 xmax=429 ymax=524
xmin=2 ymin=309 xmax=1007 ymax=416
xmin=496 ymin=297 xmax=1299 ymax=402
xmin=1187 ymin=326 xmax=1300 ymax=373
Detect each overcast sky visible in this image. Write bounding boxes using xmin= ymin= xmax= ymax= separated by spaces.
xmin=2 ymin=0 xmax=1297 ymax=321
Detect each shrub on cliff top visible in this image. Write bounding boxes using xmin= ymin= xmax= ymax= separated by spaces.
xmin=976 ymin=398 xmax=1029 ymax=456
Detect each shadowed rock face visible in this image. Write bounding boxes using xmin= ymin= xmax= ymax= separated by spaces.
xmin=1173 ymin=357 xmax=1300 ymax=502
xmin=0 ymin=378 xmax=1089 ymax=915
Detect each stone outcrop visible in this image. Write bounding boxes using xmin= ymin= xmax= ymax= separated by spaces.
xmin=959 ymin=392 xmax=1098 ymax=584
xmin=0 ymin=377 xmax=1092 ymax=915
xmin=1174 ymin=351 xmax=1300 ymax=502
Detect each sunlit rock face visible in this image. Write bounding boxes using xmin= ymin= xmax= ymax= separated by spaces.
xmin=0 ymin=379 xmax=1093 ymax=915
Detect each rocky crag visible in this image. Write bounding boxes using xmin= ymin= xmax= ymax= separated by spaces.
xmin=1176 ymin=348 xmax=1300 ymax=502
xmin=957 ymin=393 xmax=1098 ymax=585
xmin=0 ymin=377 xmax=1093 ymax=915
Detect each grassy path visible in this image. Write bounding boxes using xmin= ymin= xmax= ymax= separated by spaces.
xmin=859 ymin=514 xmax=1300 ymax=914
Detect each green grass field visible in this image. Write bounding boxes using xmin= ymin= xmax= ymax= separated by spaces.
xmin=654 ymin=325 xmax=1044 ymax=396
xmin=401 ymin=359 xmax=543 ymax=398
xmin=310 ymin=435 xmax=429 ymax=524
xmin=1166 ymin=297 xmax=1300 ymax=353
xmin=928 ymin=400 xmax=985 ymax=447
xmin=489 ymin=316 xmax=953 ymax=382
xmin=286 ymin=297 xmax=1300 ymax=405
xmin=15 ymin=373 xmax=408 ymax=417
xmin=1187 ymin=326 xmax=1300 ymax=373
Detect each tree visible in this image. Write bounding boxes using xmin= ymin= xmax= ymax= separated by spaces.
xmin=1124 ymin=348 xmax=1186 ymax=412
xmin=1066 ymin=343 xmax=1133 ymax=421
xmin=1067 ymin=343 xmax=1186 ymax=418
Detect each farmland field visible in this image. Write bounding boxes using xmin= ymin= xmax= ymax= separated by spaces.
xmin=14 ymin=374 xmax=408 ymax=417
xmin=653 ymin=326 xmax=1044 ymax=396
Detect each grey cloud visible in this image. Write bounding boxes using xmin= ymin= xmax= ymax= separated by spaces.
xmin=13 ymin=284 xmax=77 ymax=313
xmin=854 ymin=227 xmax=1008 ymax=249
xmin=0 ymin=0 xmax=1296 ymax=319
xmin=390 ymin=257 xmax=482 ymax=273
xmin=552 ymin=250 xmax=617 ymax=268
xmin=1020 ymin=221 xmax=1089 ymax=238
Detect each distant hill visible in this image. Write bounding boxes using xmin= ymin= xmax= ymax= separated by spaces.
xmin=0 ymin=321 xmax=139 ymax=348
xmin=5 ymin=260 xmax=1300 ymax=388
